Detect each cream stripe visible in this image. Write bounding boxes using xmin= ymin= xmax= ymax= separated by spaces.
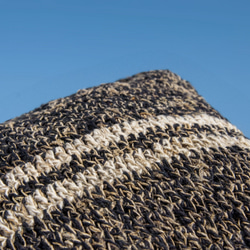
xmin=1 ymin=113 xmax=242 ymax=197
xmin=0 ymin=113 xmax=244 ymax=196
xmin=89 ymin=114 xmax=246 ymax=151
xmin=0 ymin=114 xmax=249 ymax=246
xmin=1 ymin=148 xmax=72 ymax=196
xmin=14 ymin=130 xmax=250 ymax=226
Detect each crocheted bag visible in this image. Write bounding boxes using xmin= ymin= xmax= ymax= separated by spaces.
xmin=0 ymin=70 xmax=249 ymax=249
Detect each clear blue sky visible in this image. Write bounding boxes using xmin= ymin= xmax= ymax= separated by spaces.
xmin=0 ymin=1 xmax=249 ymax=137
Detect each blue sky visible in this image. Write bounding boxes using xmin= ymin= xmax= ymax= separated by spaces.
xmin=0 ymin=1 xmax=249 ymax=137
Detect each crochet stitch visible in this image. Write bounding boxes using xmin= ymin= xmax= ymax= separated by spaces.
xmin=0 ymin=70 xmax=250 ymax=249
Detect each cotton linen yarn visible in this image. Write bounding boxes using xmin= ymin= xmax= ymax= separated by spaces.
xmin=0 ymin=70 xmax=249 ymax=249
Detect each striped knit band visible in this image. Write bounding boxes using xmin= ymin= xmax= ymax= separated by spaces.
xmin=0 ymin=70 xmax=249 ymax=249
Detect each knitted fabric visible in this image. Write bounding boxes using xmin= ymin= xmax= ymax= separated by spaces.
xmin=0 ymin=70 xmax=250 ymax=249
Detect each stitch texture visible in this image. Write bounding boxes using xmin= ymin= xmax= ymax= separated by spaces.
xmin=0 ymin=70 xmax=249 ymax=249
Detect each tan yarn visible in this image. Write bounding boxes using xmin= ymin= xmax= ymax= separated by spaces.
xmin=0 ymin=70 xmax=249 ymax=249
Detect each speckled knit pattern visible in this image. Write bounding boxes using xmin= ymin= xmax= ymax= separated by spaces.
xmin=0 ymin=70 xmax=250 ymax=249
